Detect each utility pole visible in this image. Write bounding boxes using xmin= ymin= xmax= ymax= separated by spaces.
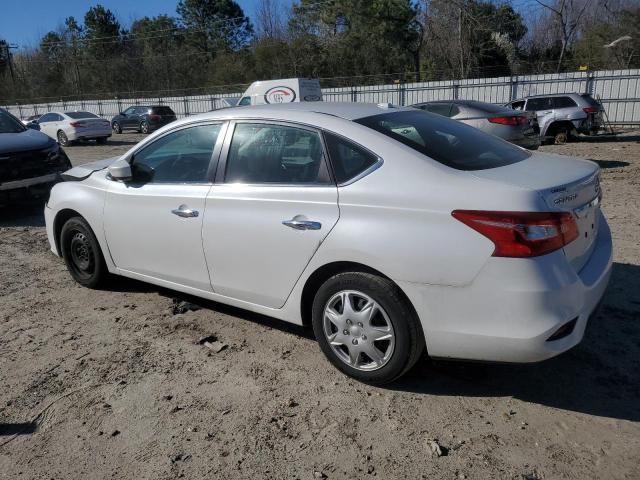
xmin=2 ymin=43 xmax=18 ymax=86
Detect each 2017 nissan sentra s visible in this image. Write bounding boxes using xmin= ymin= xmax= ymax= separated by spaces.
xmin=0 ymin=108 xmax=72 ymax=206
xmin=44 ymin=103 xmax=612 ymax=385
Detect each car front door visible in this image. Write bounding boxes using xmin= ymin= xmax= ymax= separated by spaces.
xmin=103 ymin=122 xmax=226 ymax=291
xmin=202 ymin=121 xmax=340 ymax=309
xmin=120 ymin=107 xmax=136 ymax=129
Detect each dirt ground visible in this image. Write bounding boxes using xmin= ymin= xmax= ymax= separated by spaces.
xmin=1 ymin=132 xmax=639 ymax=480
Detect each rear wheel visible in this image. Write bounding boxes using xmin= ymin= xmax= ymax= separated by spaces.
xmin=140 ymin=121 xmax=150 ymax=134
xmin=57 ymin=130 xmax=70 ymax=147
xmin=311 ymin=272 xmax=424 ymax=385
xmin=60 ymin=217 xmax=108 ymax=288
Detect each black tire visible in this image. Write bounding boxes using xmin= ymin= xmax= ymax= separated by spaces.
xmin=311 ymin=272 xmax=424 ymax=385
xmin=60 ymin=217 xmax=108 ymax=289
xmin=140 ymin=121 xmax=150 ymax=134
xmin=96 ymin=137 xmax=108 ymax=145
xmin=57 ymin=130 xmax=70 ymax=147
xmin=112 ymin=122 xmax=122 ymax=134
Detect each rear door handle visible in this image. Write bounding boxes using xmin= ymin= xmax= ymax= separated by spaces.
xmin=282 ymin=218 xmax=321 ymax=230
xmin=172 ymin=204 xmax=199 ymax=218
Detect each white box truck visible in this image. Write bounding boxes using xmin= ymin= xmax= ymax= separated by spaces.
xmin=236 ymin=78 xmax=323 ymax=106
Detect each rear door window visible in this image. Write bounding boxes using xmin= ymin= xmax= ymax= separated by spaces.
xmin=525 ymin=98 xmax=550 ymax=111
xmin=551 ymin=97 xmax=577 ymax=108
xmin=355 ymin=110 xmax=529 ymax=171
xmin=225 ymin=123 xmax=330 ymax=184
xmin=324 ymin=132 xmax=379 ymax=184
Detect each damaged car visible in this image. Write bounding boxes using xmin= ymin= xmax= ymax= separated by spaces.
xmin=0 ymin=108 xmax=72 ymax=206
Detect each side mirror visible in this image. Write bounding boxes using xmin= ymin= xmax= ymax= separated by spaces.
xmin=26 ymin=122 xmax=40 ymax=131
xmin=108 ymin=157 xmax=132 ymax=181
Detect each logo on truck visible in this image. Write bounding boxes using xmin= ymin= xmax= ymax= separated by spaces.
xmin=264 ymin=86 xmax=296 ymax=104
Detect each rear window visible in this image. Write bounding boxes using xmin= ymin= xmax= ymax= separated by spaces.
xmin=152 ymin=106 xmax=175 ymax=115
xmin=580 ymin=94 xmax=601 ymax=107
xmin=551 ymin=97 xmax=577 ymax=108
xmin=66 ymin=111 xmax=99 ymax=119
xmin=355 ymin=110 xmax=530 ymax=171
xmin=462 ymin=101 xmax=507 ymax=114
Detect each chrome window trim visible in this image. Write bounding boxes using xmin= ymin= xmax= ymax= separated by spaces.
xmin=321 ymin=129 xmax=384 ymax=187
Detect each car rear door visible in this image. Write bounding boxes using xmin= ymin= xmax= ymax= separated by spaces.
xmin=103 ymin=122 xmax=226 ymax=291
xmin=202 ymin=121 xmax=339 ymax=309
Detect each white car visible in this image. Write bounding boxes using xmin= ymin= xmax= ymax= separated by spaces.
xmin=36 ymin=110 xmax=111 ymax=146
xmin=44 ymin=103 xmax=612 ymax=384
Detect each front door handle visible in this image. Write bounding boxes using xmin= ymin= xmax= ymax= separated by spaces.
xmin=282 ymin=218 xmax=321 ymax=230
xmin=171 ymin=204 xmax=199 ymax=218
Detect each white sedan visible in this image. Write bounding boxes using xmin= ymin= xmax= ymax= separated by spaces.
xmin=44 ymin=103 xmax=612 ymax=384
xmin=37 ymin=110 xmax=111 ymax=146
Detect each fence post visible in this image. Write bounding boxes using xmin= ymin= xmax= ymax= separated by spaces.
xmin=183 ymin=96 xmax=189 ymax=117
xmin=61 ymin=99 xmax=66 ymax=110
xmin=98 ymin=101 xmax=103 ymax=117
xmin=210 ymin=95 xmax=215 ymax=111
xmin=351 ymin=87 xmax=357 ymax=103
xmin=397 ymin=81 xmax=406 ymax=106
xmin=452 ymin=82 xmax=459 ymax=100
xmin=17 ymin=104 xmax=23 ymax=118
xmin=117 ymin=98 xmax=122 ymax=113
xmin=510 ymin=75 xmax=518 ymax=101
xmin=586 ymin=71 xmax=595 ymax=95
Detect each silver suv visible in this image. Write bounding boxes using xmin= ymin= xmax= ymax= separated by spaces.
xmin=505 ymin=93 xmax=603 ymax=144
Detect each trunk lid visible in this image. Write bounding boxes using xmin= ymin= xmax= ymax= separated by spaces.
xmin=472 ymin=152 xmax=601 ymax=272
xmin=73 ymin=118 xmax=110 ymax=129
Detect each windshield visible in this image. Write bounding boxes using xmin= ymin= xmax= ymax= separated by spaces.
xmin=0 ymin=111 xmax=27 ymax=133
xmin=355 ymin=110 xmax=530 ymax=171
xmin=66 ymin=111 xmax=99 ymax=119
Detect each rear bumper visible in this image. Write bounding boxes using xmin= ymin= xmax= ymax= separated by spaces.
xmin=401 ymin=214 xmax=613 ymax=363
xmin=67 ymin=129 xmax=112 ymax=141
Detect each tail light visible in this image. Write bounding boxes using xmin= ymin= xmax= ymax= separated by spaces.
xmin=583 ymin=107 xmax=598 ymax=114
xmin=69 ymin=121 xmax=81 ymax=127
xmin=487 ymin=116 xmax=528 ymax=126
xmin=148 ymin=114 xmax=161 ymax=121
xmin=452 ymin=210 xmax=579 ymax=257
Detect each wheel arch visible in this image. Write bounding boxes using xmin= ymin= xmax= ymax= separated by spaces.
xmin=544 ymin=120 xmax=576 ymax=137
xmin=53 ymin=208 xmax=87 ymax=256
xmin=299 ymin=261 xmax=421 ymax=333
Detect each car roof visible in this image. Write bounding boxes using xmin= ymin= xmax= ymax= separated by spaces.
xmin=190 ymin=102 xmax=414 ymax=122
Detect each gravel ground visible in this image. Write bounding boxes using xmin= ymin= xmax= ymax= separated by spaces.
xmin=0 ymin=132 xmax=639 ymax=480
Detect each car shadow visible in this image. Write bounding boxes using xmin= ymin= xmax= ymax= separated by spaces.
xmin=0 ymin=421 xmax=38 ymax=436
xmin=578 ymin=133 xmax=640 ymax=143
xmin=391 ymin=262 xmax=640 ymax=422
xmin=592 ymin=159 xmax=630 ymax=169
xmin=0 ymin=202 xmax=46 ymax=227
xmin=102 ymin=263 xmax=640 ymax=421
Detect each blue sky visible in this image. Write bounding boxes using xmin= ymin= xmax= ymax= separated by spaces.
xmin=0 ymin=0 xmax=271 ymax=50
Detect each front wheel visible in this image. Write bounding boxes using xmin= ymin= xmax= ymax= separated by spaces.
xmin=60 ymin=217 xmax=108 ymax=288
xmin=311 ymin=272 xmax=424 ymax=385
xmin=112 ymin=122 xmax=122 ymax=134
xmin=57 ymin=130 xmax=70 ymax=147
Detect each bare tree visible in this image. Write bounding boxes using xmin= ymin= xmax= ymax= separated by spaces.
xmin=256 ymin=0 xmax=287 ymax=40
xmin=534 ymin=0 xmax=593 ymax=72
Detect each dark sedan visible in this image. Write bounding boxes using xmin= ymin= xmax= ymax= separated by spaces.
xmin=0 ymin=108 xmax=72 ymax=206
xmin=412 ymin=100 xmax=541 ymax=150
xmin=111 ymin=105 xmax=177 ymax=134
